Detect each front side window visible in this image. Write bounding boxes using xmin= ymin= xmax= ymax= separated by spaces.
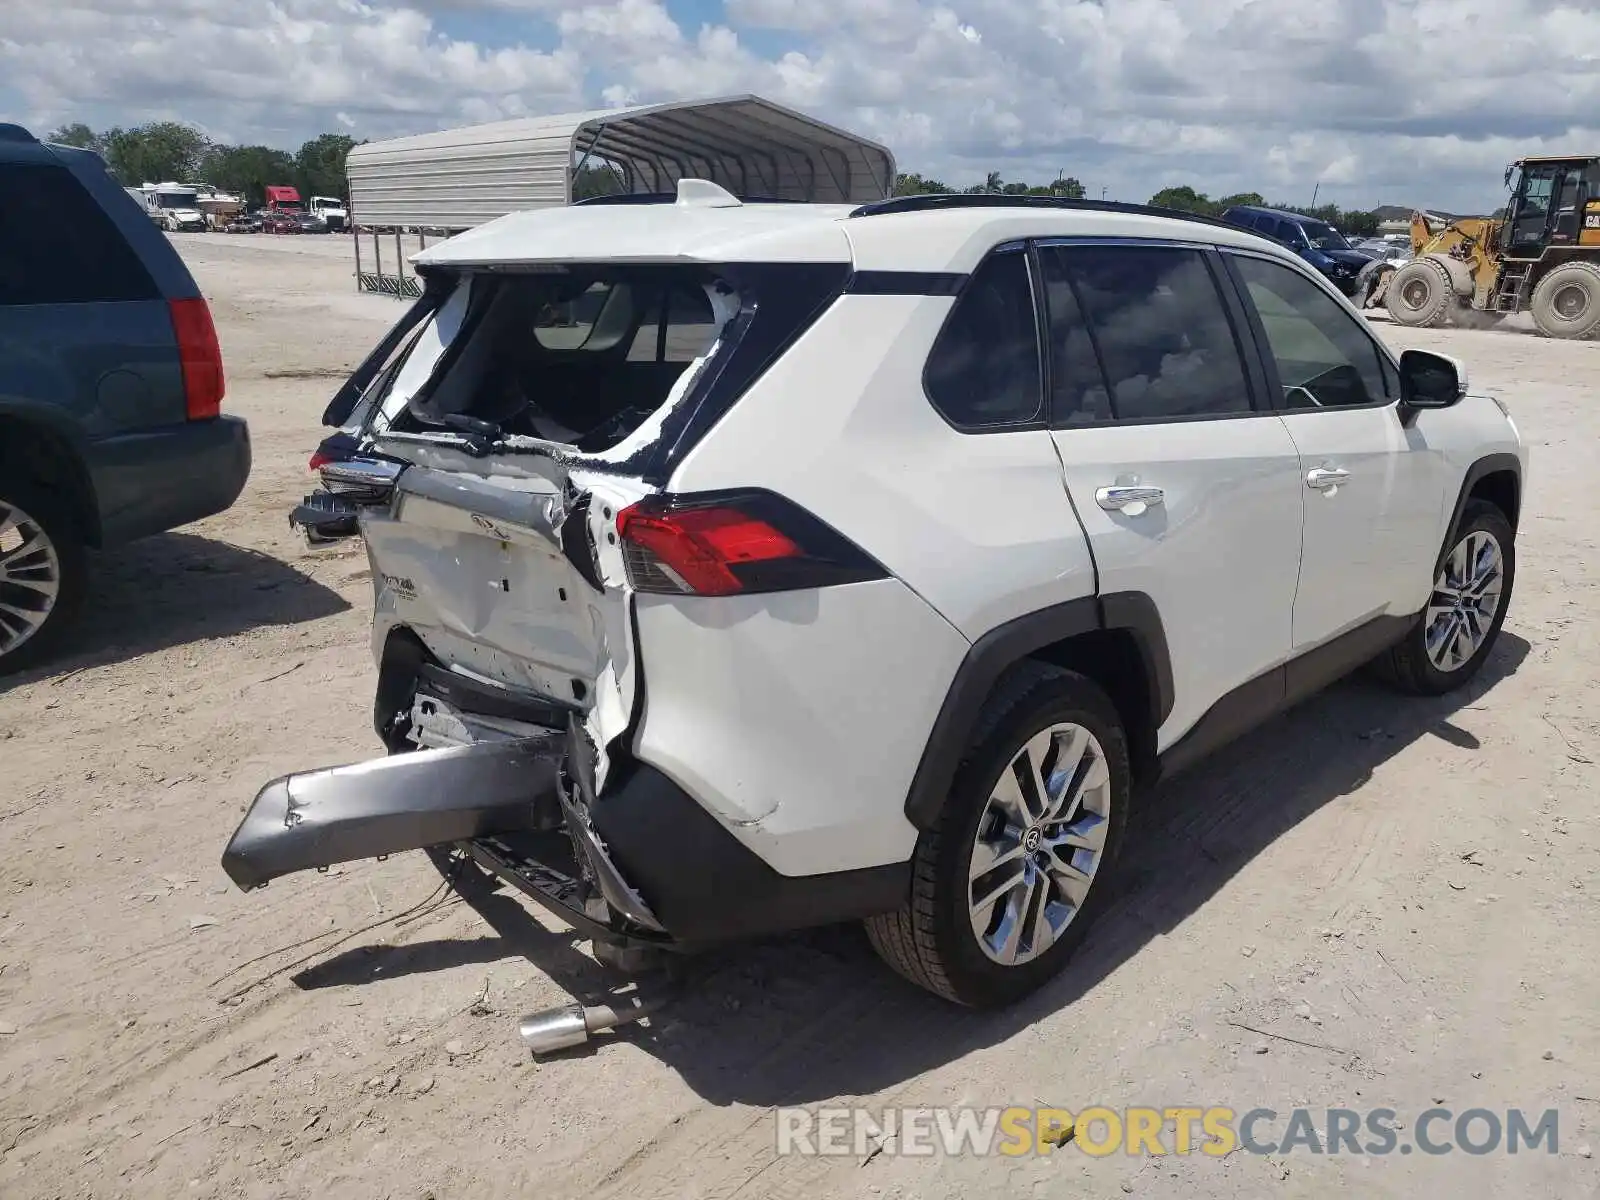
xmin=1040 ymin=244 xmax=1253 ymax=422
xmin=1232 ymin=255 xmax=1390 ymax=409
xmin=923 ymin=248 xmax=1043 ymax=429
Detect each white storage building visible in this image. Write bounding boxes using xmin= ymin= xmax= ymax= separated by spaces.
xmin=345 ymin=94 xmax=896 ymax=233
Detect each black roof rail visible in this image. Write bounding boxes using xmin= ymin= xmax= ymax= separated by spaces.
xmin=847 ymin=193 xmax=1253 ymax=235
xmin=0 ymin=124 xmax=37 ymax=144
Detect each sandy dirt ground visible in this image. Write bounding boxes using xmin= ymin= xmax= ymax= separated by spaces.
xmin=1 ymin=233 xmax=1596 ymax=1199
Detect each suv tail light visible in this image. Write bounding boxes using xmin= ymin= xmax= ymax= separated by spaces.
xmin=615 ymin=490 xmax=886 ymax=597
xmin=169 ymin=297 xmax=225 ymax=420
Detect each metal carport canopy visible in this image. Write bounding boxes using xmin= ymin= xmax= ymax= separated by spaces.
xmin=344 ymin=94 xmax=896 ymax=231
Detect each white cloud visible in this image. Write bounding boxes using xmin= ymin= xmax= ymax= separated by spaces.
xmin=4 ymin=0 xmax=1600 ymax=209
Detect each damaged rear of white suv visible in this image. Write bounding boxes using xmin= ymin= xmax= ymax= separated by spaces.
xmin=226 ymin=185 xmax=1526 ymax=1013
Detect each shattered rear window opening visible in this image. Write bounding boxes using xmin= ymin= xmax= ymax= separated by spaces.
xmin=392 ymin=267 xmax=742 ymax=456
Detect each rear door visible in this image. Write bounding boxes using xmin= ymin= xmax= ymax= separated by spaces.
xmin=1037 ymin=241 xmax=1306 ymax=748
xmin=1223 ymin=250 xmax=1448 ymax=648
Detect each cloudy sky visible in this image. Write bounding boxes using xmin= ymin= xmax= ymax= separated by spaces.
xmin=4 ymin=0 xmax=1600 ymax=211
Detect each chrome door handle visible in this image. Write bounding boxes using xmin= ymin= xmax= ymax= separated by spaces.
xmin=1095 ymin=485 xmax=1165 ymax=514
xmin=1306 ymin=467 xmax=1350 ymax=491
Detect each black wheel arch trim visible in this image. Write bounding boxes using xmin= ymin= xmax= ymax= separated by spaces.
xmin=1445 ymin=452 xmax=1522 ymax=552
xmin=903 ymin=591 xmax=1174 ymax=830
xmin=0 ymin=404 xmax=101 ymax=545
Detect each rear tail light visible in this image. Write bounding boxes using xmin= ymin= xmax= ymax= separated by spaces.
xmin=615 ymin=490 xmax=885 ymax=597
xmin=168 ymin=298 xmax=225 ymax=420
xmin=309 ymin=431 xmax=360 ymax=472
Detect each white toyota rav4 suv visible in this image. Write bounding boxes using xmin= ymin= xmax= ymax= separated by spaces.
xmin=226 ymin=184 xmax=1526 ymax=1010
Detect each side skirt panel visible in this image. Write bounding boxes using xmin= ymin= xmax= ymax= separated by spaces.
xmin=1157 ymin=613 xmax=1414 ymax=781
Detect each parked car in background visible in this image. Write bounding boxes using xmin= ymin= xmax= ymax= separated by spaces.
xmin=1353 ymin=239 xmax=1415 ymax=308
xmin=291 ymin=211 xmax=330 ymax=234
xmin=238 ymin=185 xmax=1524 ymax=1011
xmin=225 ymin=211 xmax=264 ymax=234
xmin=1363 ymin=239 xmax=1413 ymax=263
xmin=1219 ymin=204 xmax=1374 ymax=295
xmin=0 ymin=124 xmax=251 ymax=672
xmin=261 ymin=210 xmax=301 ymax=234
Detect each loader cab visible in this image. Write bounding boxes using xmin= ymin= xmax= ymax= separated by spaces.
xmin=1501 ymin=157 xmax=1600 ymax=258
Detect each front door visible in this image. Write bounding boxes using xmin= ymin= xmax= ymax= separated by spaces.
xmin=1035 ymin=241 xmax=1306 ymax=749
xmin=1224 ymin=251 xmax=1448 ymax=651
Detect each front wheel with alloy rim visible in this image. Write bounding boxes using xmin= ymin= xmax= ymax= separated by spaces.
xmin=1377 ymin=499 xmax=1515 ymax=696
xmin=0 ymin=484 xmax=86 ymax=675
xmin=865 ymin=663 xmax=1129 ymax=1008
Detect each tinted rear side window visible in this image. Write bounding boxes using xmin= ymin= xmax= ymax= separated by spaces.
xmin=923 ymin=248 xmax=1043 ymax=429
xmin=1042 ymin=245 xmax=1252 ymax=422
xmin=0 ymin=162 xmax=159 ymax=306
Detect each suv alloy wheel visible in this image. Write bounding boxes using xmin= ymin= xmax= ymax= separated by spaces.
xmin=0 ymin=482 xmax=86 ymax=674
xmin=866 ymin=663 xmax=1130 ymax=1008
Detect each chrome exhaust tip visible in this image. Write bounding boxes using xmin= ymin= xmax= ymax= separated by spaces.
xmin=518 ymin=984 xmax=678 ymax=1057
xmin=518 ymin=1004 xmax=591 ymax=1055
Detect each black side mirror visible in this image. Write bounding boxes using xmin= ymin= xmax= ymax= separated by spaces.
xmin=1399 ymin=349 xmax=1467 ymax=410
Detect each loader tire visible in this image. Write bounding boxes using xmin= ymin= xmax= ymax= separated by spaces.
xmin=1529 ymin=262 xmax=1600 ymax=339
xmin=1385 ymin=258 xmax=1455 ymax=328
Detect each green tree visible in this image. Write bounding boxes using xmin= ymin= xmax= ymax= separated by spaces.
xmin=294 ymin=133 xmax=359 ymax=200
xmin=1216 ymin=191 xmax=1266 ymax=210
xmin=1049 ymin=175 xmax=1086 ymax=199
xmin=45 ymin=123 xmax=104 ymax=155
xmin=1148 ymin=185 xmax=1217 ymax=215
xmin=1340 ymin=209 xmax=1380 ymax=236
xmin=893 ymin=172 xmax=951 ymax=196
xmin=202 ymin=144 xmax=296 ymax=206
xmin=102 ymin=122 xmax=211 ymax=186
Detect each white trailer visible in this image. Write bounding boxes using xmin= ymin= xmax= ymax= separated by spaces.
xmin=343 ymin=93 xmax=895 ymax=297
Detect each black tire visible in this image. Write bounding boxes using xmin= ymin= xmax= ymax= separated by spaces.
xmin=1385 ymin=258 xmax=1455 ymax=328
xmin=865 ymin=663 xmax=1130 ymax=1008
xmin=1529 ymin=262 xmax=1600 ymax=339
xmin=0 ymin=479 xmax=87 ymax=676
xmin=1377 ymin=499 xmax=1515 ymax=696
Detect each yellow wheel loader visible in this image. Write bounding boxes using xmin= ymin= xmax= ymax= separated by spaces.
xmin=1361 ymin=156 xmax=1600 ymax=339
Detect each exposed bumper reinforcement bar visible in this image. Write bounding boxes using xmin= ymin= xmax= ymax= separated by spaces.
xmin=221 ymin=735 xmax=566 ymax=891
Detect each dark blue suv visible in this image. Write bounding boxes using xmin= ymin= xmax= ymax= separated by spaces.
xmin=1219 ymin=204 xmax=1373 ymax=295
xmin=0 ymin=125 xmax=251 ymax=672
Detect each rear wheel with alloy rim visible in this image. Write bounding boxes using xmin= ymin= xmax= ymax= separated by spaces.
xmin=1377 ymin=499 xmax=1514 ymax=695
xmin=0 ymin=483 xmax=86 ymax=675
xmin=967 ymin=721 xmax=1112 ymax=967
xmin=866 ymin=663 xmax=1129 ymax=1008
